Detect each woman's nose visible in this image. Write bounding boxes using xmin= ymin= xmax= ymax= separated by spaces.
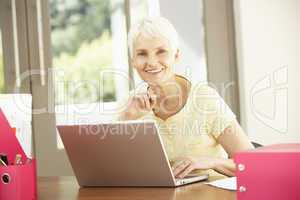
xmin=146 ymin=56 xmax=159 ymax=67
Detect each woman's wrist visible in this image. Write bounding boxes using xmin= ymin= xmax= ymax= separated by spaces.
xmin=211 ymin=158 xmax=236 ymax=177
xmin=192 ymin=156 xmax=219 ymax=170
xmin=208 ymin=157 xmax=220 ymax=170
xmin=211 ymin=157 xmax=225 ymax=170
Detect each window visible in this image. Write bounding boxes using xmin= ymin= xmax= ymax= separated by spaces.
xmin=50 ymin=0 xmax=117 ymax=105
xmin=49 ymin=0 xmax=130 ymax=148
xmin=50 ymin=0 xmax=129 ymax=118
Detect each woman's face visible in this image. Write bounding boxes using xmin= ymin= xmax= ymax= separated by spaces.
xmin=131 ymin=35 xmax=179 ymax=85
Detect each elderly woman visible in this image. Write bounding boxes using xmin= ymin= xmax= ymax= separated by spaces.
xmin=119 ymin=17 xmax=254 ymax=179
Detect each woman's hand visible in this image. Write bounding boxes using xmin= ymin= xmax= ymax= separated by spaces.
xmin=119 ymin=92 xmax=157 ymax=120
xmin=171 ymin=156 xmax=217 ymax=179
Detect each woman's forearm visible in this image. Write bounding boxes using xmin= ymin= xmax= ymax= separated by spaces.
xmin=212 ymin=158 xmax=236 ymax=177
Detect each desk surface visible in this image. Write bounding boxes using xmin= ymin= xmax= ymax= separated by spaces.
xmin=38 ymin=176 xmax=236 ymax=200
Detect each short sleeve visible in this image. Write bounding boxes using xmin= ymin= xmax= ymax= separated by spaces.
xmin=191 ymin=84 xmax=236 ymax=139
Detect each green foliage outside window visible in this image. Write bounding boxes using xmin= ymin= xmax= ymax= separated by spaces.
xmin=50 ymin=0 xmax=116 ymax=104
xmin=54 ymin=32 xmax=115 ymax=104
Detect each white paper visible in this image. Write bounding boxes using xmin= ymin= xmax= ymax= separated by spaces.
xmin=205 ymin=177 xmax=237 ymax=191
xmin=0 ymin=94 xmax=32 ymax=158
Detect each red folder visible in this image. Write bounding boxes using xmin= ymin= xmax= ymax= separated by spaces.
xmin=235 ymin=143 xmax=300 ymax=200
xmin=0 ymin=108 xmax=37 ymax=200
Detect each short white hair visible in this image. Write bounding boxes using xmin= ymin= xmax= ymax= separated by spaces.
xmin=128 ymin=17 xmax=179 ymax=58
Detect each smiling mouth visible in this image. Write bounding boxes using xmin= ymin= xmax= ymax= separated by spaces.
xmin=144 ymin=68 xmax=163 ymax=74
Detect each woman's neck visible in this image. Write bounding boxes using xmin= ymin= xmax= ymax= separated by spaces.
xmin=149 ymin=75 xmax=178 ymax=98
xmin=148 ymin=75 xmax=190 ymax=101
xmin=148 ymin=74 xmax=191 ymax=119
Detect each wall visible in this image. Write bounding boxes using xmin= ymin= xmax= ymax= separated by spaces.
xmin=234 ymin=0 xmax=300 ymax=144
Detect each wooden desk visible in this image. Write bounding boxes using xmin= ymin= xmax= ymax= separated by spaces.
xmin=38 ymin=176 xmax=236 ymax=200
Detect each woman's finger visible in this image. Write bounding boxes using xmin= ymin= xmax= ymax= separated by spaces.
xmin=149 ymin=94 xmax=157 ymax=108
xmin=172 ymin=160 xmax=191 ymax=177
xmin=172 ymin=158 xmax=188 ymax=170
xmin=147 ymin=87 xmax=157 ymax=108
xmin=177 ymin=164 xmax=195 ymax=179
xmin=143 ymin=94 xmax=151 ymax=110
xmin=136 ymin=95 xmax=146 ymax=110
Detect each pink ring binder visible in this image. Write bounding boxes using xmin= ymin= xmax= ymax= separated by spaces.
xmin=234 ymin=143 xmax=300 ymax=200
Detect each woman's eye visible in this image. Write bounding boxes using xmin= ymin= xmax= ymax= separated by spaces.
xmin=157 ymin=49 xmax=167 ymax=55
xmin=137 ymin=52 xmax=147 ymax=56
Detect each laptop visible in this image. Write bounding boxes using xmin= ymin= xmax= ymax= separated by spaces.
xmin=57 ymin=120 xmax=209 ymax=187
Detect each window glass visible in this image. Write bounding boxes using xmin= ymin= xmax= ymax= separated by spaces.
xmin=50 ymin=0 xmax=117 ymax=105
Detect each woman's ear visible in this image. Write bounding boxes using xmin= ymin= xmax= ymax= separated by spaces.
xmin=174 ymin=49 xmax=180 ymax=61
